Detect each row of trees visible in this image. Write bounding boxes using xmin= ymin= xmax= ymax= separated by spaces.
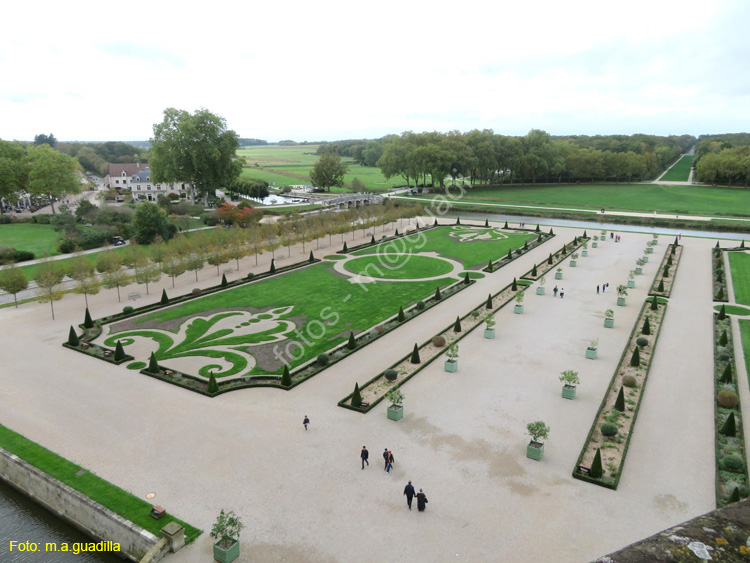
xmin=695 ymin=146 xmax=750 ymax=187
xmin=55 ymin=141 xmax=150 ymax=177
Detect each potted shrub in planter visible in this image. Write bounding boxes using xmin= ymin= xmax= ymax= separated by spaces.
xmin=211 ymin=509 xmax=244 ymax=563
xmin=645 ymin=240 xmax=655 ymax=254
xmin=484 ymin=313 xmax=496 ymax=339
xmin=627 ymin=270 xmax=636 ymax=289
xmin=554 ymin=267 xmax=563 ymax=280
xmin=444 ymin=343 xmax=459 ymax=372
xmin=616 ymin=284 xmax=628 ymax=306
xmin=526 ymin=421 xmax=550 ymax=461
xmin=600 ymin=230 xmax=606 ymax=243
xmin=386 ymin=387 xmax=404 ymax=421
xmin=642 ymin=248 xmax=650 ymax=262
xmin=652 ymin=233 xmax=659 ymax=244
xmin=581 ymin=240 xmax=588 ymax=257
xmin=585 ymin=338 xmax=599 ymax=359
xmin=569 ymin=252 xmax=579 ymax=267
xmin=513 ymin=290 xmax=525 ymax=314
xmin=604 ymin=309 xmax=614 ymax=328
xmin=560 ymin=369 xmax=579 ymax=400
xmin=592 ymin=236 xmax=598 ymax=248
xmin=536 ymin=276 xmax=546 ymax=295
xmin=635 ymin=258 xmax=645 ymax=275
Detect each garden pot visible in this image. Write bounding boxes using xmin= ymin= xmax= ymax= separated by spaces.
xmin=592 ymin=242 xmax=598 ymax=248
xmin=387 ymin=405 xmax=404 ymax=421
xmin=536 ymin=286 xmax=545 ymax=295
xmin=646 ymin=247 xmax=653 ymax=254
xmin=635 ymin=267 xmax=642 ymax=275
xmin=585 ymin=347 xmax=598 ymax=359
xmin=484 ymin=328 xmax=495 ymax=339
xmin=582 ymin=250 xmax=588 ymax=257
xmin=562 ymin=384 xmax=576 ymax=400
xmin=642 ymin=256 xmax=649 ymax=263
xmin=627 ymin=280 xmax=635 ymax=289
xmin=514 ymin=304 xmax=524 ymax=314
xmin=526 ymin=441 xmax=544 ymax=461
xmin=213 ymin=538 xmax=240 ymax=563
xmin=617 ymin=296 xmax=626 ymax=306
xmin=569 ymin=260 xmax=577 ymax=267
xmin=604 ymin=318 xmax=614 ymax=328
xmin=444 ymin=359 xmax=458 ymax=372
xmin=554 ymin=272 xmax=563 ymax=280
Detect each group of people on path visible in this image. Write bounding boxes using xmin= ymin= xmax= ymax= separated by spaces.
xmin=360 ymin=447 xmax=429 ymax=512
xmin=552 ymin=286 xmax=564 ymax=298
xmin=403 ymin=481 xmax=428 ymax=511
xmin=596 ymin=283 xmax=609 ymax=294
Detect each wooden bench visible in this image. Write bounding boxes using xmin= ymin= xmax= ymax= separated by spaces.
xmin=128 ymin=291 xmax=141 ymax=301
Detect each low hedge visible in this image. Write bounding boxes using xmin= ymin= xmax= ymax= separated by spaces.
xmin=648 ymin=243 xmax=683 ymax=298
xmin=336 ymin=223 xmax=439 ymax=254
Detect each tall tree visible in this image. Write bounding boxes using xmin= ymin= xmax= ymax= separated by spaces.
xmin=68 ymin=254 xmax=99 ymax=308
xmin=26 ymin=144 xmax=80 ymax=214
xmin=133 ymin=202 xmax=172 ymax=244
xmin=310 ymin=153 xmax=348 ymax=191
xmin=150 ymin=107 xmax=242 ymax=202
xmin=0 ymin=264 xmax=28 ymax=307
xmin=35 ymin=259 xmax=65 ymax=319
xmin=0 ymin=141 xmax=28 ymax=212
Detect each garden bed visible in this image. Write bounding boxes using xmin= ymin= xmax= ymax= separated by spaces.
xmin=572 ymin=297 xmax=668 ymax=489
xmin=713 ymin=310 xmax=750 ymax=507
xmin=483 ymin=227 xmax=554 ymax=272
xmin=520 ymin=234 xmax=587 ymax=281
xmin=713 ymin=246 xmax=729 ymax=303
xmin=648 ymin=242 xmax=683 ymax=298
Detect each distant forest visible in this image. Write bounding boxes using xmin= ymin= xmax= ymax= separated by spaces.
xmin=694 ymin=133 xmax=750 ymax=186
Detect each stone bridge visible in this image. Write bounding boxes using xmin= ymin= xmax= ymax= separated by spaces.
xmin=311 ymin=193 xmax=384 ymax=209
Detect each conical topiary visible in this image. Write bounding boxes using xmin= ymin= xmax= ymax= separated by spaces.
xmin=715 ymin=241 xmax=720 ymax=248
xmin=370 ymin=234 xmax=376 ymax=244
xmin=114 ymin=341 xmax=125 ymax=361
xmin=717 ymin=271 xmax=723 ymax=283
xmin=742 ymin=241 xmax=746 ymax=249
xmin=207 ymin=374 xmax=218 ymax=395
xmin=658 ymin=280 xmax=665 ymax=292
xmin=221 ymin=273 xmax=228 ymax=287
xmin=347 ymin=331 xmax=357 ymax=350
xmin=642 ymin=318 xmax=651 ymax=335
xmin=719 ymin=330 xmax=728 ymax=347
xmin=537 ymin=233 xmax=542 ymax=242
xmin=717 ymin=287 xmax=725 ymax=300
xmin=270 ymin=259 xmax=276 ymax=273
xmin=454 ymin=316 xmax=462 ymax=332
xmin=547 ymin=253 xmax=553 ymax=265
xmin=343 ymin=241 xmax=348 ymax=252
xmin=464 ymin=272 xmax=470 ymax=285
xmin=729 ymin=486 xmax=741 ymax=504
xmin=486 ymin=294 xmax=493 ymax=309
xmin=398 ymin=306 xmax=405 ymax=322
xmin=651 ymin=297 xmax=658 ymax=310
xmin=532 ymin=264 xmax=538 ymax=277
xmin=674 ymin=236 xmax=679 ymax=245
xmin=506 ymin=249 xmax=512 ymax=260
xmin=590 ymin=448 xmax=603 ymax=479
xmin=434 ymin=286 xmax=442 ymax=300
xmin=84 ymin=308 xmax=93 ymax=329
xmin=523 ymin=241 xmax=528 ymax=250
xmin=718 ymin=305 xmax=726 ymax=320
xmin=667 ymin=257 xmax=673 ymax=267
xmin=309 ymin=250 xmax=314 ymax=262
xmin=536 ymin=224 xmax=540 ymax=232
xmin=721 ymin=363 xmax=733 ymax=384
xmin=549 ymin=228 xmax=554 ymax=235
xmin=410 ymin=343 xmax=421 ymax=364
xmin=721 ymin=412 xmax=737 ymax=437
xmin=583 ymin=230 xmax=587 ymax=238
xmin=395 ymin=229 xmax=399 ymax=236
xmin=160 ymin=289 xmax=169 ymax=305
xmin=456 ymin=217 xmax=461 ymax=225
xmin=614 ymin=386 xmax=625 ymax=411
xmin=503 ymin=221 xmax=509 ymax=229
xmin=663 ymin=266 xmax=669 ymax=278
xmin=485 ymin=219 xmax=489 ymax=227
xmin=433 ymin=218 xmax=438 ymax=226
xmin=487 ymin=260 xmax=493 ymax=272
xmin=281 ymin=365 xmax=292 ymax=387
xmin=148 ymin=352 xmax=159 ymax=373
xmin=512 ymin=278 xmax=517 ymax=291
xmin=630 ymin=347 xmax=640 ymax=367
xmin=351 ymin=382 xmax=362 ymax=406
xmin=68 ymin=326 xmax=80 ymax=346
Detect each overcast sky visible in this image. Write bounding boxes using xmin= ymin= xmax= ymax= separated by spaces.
xmin=1 ymin=0 xmax=748 ymax=143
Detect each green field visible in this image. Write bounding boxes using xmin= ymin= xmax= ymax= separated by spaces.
xmin=741 ymin=320 xmax=750 ymax=388
xmin=0 ymin=424 xmax=201 ymax=543
xmin=0 ymin=224 xmax=61 ymax=256
xmin=344 ymin=254 xmax=455 ymax=279
xmin=729 ymin=252 xmax=750 ymax=305
xmin=660 ymin=155 xmax=693 ymax=182
xmin=405 ymin=183 xmax=750 ymax=217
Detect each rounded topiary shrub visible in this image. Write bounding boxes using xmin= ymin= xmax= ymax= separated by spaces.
xmin=718 ymin=352 xmax=731 ymax=362
xmin=122 ymin=306 xmax=134 ymax=314
xmin=384 ymin=369 xmax=398 ymax=382
xmin=601 ymin=423 xmax=618 ymax=437
xmin=722 ymin=455 xmax=745 ymax=473
xmin=622 ymin=375 xmax=637 ymax=388
xmin=471 ymin=310 xmax=480 ymax=318
xmin=432 ymin=335 xmax=446 ymax=347
xmin=191 ymin=288 xmax=202 ymax=296
xmin=246 ymin=272 xmax=255 ymax=279
xmin=718 ymin=389 xmax=739 ymax=409
xmin=316 ymin=353 xmax=330 ymax=367
xmin=416 ymin=300 xmax=425 ymax=311
xmin=636 ymin=337 xmax=649 ymax=348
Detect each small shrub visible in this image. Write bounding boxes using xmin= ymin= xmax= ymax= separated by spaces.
xmin=221 ymin=273 xmax=228 ymax=287
xmin=531 ymin=264 xmax=537 ymax=277
xmin=642 ymin=318 xmax=651 ymax=335
xmin=590 ymin=448 xmax=603 ymax=479
xmin=622 ymin=375 xmax=637 ymax=388
xmin=192 ymin=288 xmax=202 ymax=296
xmin=434 ymin=286 xmax=442 ymax=300
xmin=453 ymin=316 xmax=462 ymax=332
xmin=281 ymin=366 xmax=292 ymax=387
xmin=347 ymin=332 xmax=357 ymax=350
xmin=83 ymin=308 xmax=94 ymax=329
xmin=375 ymin=324 xmax=385 ymax=335
xmin=57 ymin=238 xmax=77 ymax=254
xmin=657 ymin=280 xmax=665 ymax=292
xmin=160 ymin=289 xmax=169 ymax=305
xmin=114 ymin=341 xmax=125 ymax=361
xmin=721 ymin=363 xmax=733 ymax=384
xmin=718 ymin=305 xmax=726 ymax=320
xmin=316 ymin=353 xmax=330 ymax=366
xmin=351 ymin=383 xmax=362 ymax=407
xmin=410 ymin=343 xmax=421 ymax=364
xmin=471 ymin=310 xmax=480 ymax=318
xmin=630 ymin=347 xmax=640 ymax=367
xmin=614 ymin=387 xmax=625 ymax=412
xmin=207 ymin=374 xmax=219 ymax=394
xmin=636 ymin=337 xmax=648 ymax=348
xmin=722 ymin=455 xmax=745 ymax=473
xmin=511 ymin=277 xmax=517 ymax=291
xmin=122 ymin=306 xmax=134 ymax=314
xmin=246 ymin=272 xmax=255 ymax=280
xmin=721 ymin=412 xmax=737 ymax=437
xmin=601 ymin=423 xmax=618 ymax=437
xmin=718 ymin=389 xmax=738 ymax=409
xmin=397 ymin=306 xmax=405 ymax=322
xmin=67 ymin=326 xmax=80 ymax=346
xmin=719 ymin=330 xmax=728 ymax=347
xmin=432 ymin=335 xmax=446 ymax=347
xmin=384 ymin=369 xmax=398 ymax=382
xmin=416 ymin=300 xmax=425 ymax=311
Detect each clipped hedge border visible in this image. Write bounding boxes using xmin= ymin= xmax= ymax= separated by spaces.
xmin=62 ymin=342 xmax=134 ymax=366
xmin=572 ymin=297 xmax=668 ymax=490
xmin=648 ymin=242 xmax=683 ymax=298
xmin=520 ymin=235 xmax=587 ymax=281
xmin=713 ymin=243 xmax=747 ymax=303
xmin=336 ymin=223 xmax=439 ymax=254
xmin=713 ymin=312 xmax=750 ymax=507
xmin=337 ymin=278 xmax=530 ymax=413
xmin=482 ymin=230 xmax=554 ymax=273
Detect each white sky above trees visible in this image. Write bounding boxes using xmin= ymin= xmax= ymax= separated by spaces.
xmin=1 ymin=0 xmax=748 ymax=143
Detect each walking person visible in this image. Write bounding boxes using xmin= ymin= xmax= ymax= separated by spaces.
xmin=416 ymin=489 xmax=428 ymax=512
xmin=383 ymin=448 xmax=390 ymax=471
xmin=560 ymin=288 xmax=565 ymax=299
xmin=596 ymin=285 xmax=600 ymax=294
xmin=404 ymin=481 xmax=415 ymax=509
xmin=303 ymin=415 xmax=310 ymax=431
xmin=361 ymin=446 xmax=369 ymax=469
xmin=553 ymin=285 xmax=558 ymax=297
xmin=386 ymin=451 xmax=394 ymax=474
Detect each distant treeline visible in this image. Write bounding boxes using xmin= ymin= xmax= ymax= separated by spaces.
xmin=317 ymin=131 xmax=695 ymax=186
xmin=55 ymin=141 xmax=151 ymax=177
xmin=239 ymin=138 xmax=269 ymax=146
xmin=695 ymin=133 xmax=750 ymax=187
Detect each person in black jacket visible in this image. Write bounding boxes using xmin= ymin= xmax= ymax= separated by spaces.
xmin=403 ymin=481 xmax=415 ymax=510
xmin=383 ymin=448 xmax=389 ymax=471
xmin=416 ymin=489 xmax=428 ymax=512
xmin=361 ymin=446 xmax=369 ymax=469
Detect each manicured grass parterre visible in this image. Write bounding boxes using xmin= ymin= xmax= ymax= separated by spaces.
xmin=0 ymin=424 xmax=201 ymax=543
xmin=405 ymin=184 xmax=750 ymax=217
xmin=713 ymin=305 xmax=750 ymax=316
xmin=0 ymin=223 xmax=61 ymax=256
xmin=741 ymin=320 xmax=750 ymax=388
xmin=728 ymin=252 xmax=750 ymax=305
xmin=343 ymin=254 xmax=455 ymax=279
xmin=660 ymin=155 xmax=693 ymax=182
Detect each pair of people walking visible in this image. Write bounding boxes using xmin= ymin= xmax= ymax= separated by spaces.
xmin=403 ymin=482 xmax=428 ymax=511
xmin=384 ymin=448 xmax=394 ymax=473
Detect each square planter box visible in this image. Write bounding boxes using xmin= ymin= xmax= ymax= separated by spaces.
xmin=444 ymin=360 xmax=458 ymax=372
xmin=585 ymin=347 xmax=598 ymax=359
xmin=582 ymin=250 xmax=588 ymax=257
xmin=627 ymin=280 xmax=635 ymax=288
xmin=554 ymin=272 xmax=563 ymax=280
xmin=387 ymin=405 xmax=404 ymax=421
xmin=592 ymin=242 xmax=598 ymax=248
xmin=536 ymin=286 xmax=545 ymax=295
xmin=562 ymin=385 xmax=577 ymax=400
xmin=214 ymin=539 xmax=240 ymax=563
xmin=484 ymin=328 xmax=495 ymax=339
xmin=604 ymin=318 xmax=614 ymax=328
xmin=617 ymin=297 xmax=626 ymax=306
xmin=646 ymin=248 xmax=654 ymax=254
xmin=642 ymin=256 xmax=649 ymax=263
xmin=569 ymin=261 xmax=577 ymax=267
xmin=526 ymin=441 xmax=544 ymax=461
xmin=635 ymin=267 xmax=643 ymax=275
xmin=514 ymin=304 xmax=524 ymax=314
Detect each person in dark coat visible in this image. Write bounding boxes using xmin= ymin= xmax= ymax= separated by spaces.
xmin=403 ymin=481 xmax=415 ymax=509
xmin=361 ymin=446 xmax=369 ymax=469
xmin=383 ymin=448 xmax=389 ymax=471
xmin=416 ymin=489 xmax=428 ymax=512
xmin=386 ymin=451 xmax=394 ymax=474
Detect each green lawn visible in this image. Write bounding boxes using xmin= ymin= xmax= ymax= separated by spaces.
xmin=406 ymin=184 xmax=750 ymax=217
xmin=661 ymin=155 xmax=693 ymax=182
xmin=0 ymin=224 xmax=61 ymax=256
xmin=343 ymin=254 xmax=455 ymax=279
xmin=714 ymin=304 xmax=750 ymax=316
xmin=353 ymin=226 xmax=536 ymax=269
xmin=729 ymin=252 xmax=750 ymax=305
xmin=740 ymin=320 xmax=750 ymax=389
xmin=0 ymin=424 xmax=201 ymax=543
